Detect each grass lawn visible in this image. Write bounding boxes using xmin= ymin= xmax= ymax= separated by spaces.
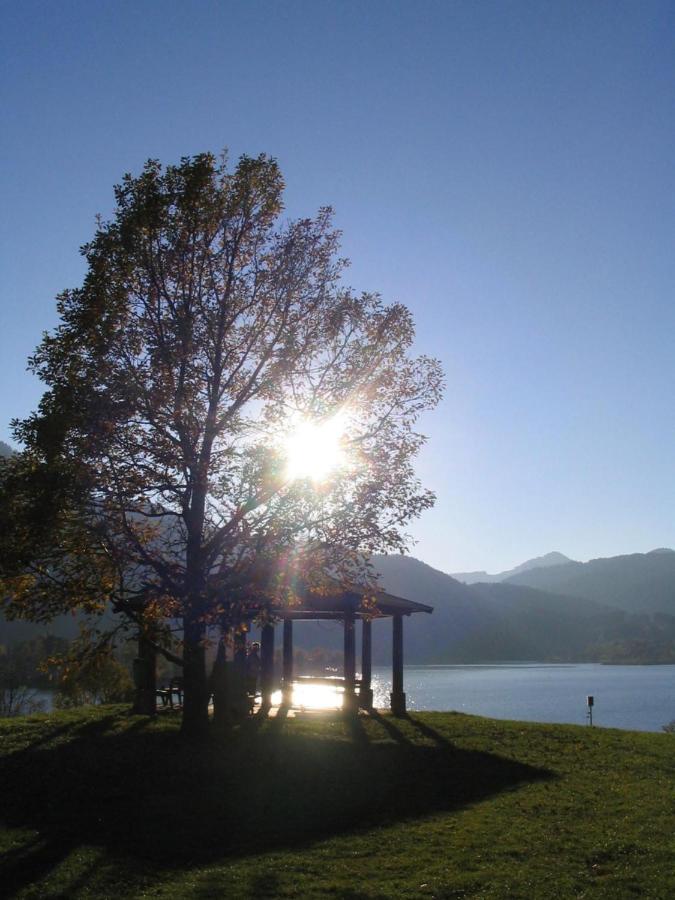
xmin=0 ymin=706 xmax=673 ymax=899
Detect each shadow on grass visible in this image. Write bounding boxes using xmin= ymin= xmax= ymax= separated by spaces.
xmin=0 ymin=711 xmax=553 ymax=896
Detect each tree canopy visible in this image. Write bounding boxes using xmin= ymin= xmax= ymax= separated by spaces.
xmin=0 ymin=151 xmax=443 ymax=733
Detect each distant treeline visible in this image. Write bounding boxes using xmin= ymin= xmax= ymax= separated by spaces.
xmin=0 ymin=635 xmax=69 ymax=690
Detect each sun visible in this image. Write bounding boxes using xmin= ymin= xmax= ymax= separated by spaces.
xmin=283 ymin=413 xmax=347 ymax=483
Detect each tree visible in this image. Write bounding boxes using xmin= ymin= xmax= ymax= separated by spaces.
xmin=0 ymin=638 xmax=58 ymax=718
xmin=1 ymin=151 xmax=443 ymax=735
xmin=52 ymin=643 xmax=134 ymax=709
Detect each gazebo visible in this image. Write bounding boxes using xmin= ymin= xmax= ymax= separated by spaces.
xmin=246 ymin=587 xmax=433 ymax=716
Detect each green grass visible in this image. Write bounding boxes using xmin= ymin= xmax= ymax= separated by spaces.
xmin=0 ymin=706 xmax=673 ymax=899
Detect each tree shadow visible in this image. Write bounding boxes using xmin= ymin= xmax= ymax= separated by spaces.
xmin=2 ymin=710 xmax=127 ymax=761
xmin=367 ymin=709 xmax=412 ymax=745
xmin=0 ymin=712 xmax=554 ymax=896
xmin=404 ymin=712 xmax=453 ymax=746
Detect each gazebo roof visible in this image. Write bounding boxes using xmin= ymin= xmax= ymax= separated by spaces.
xmin=269 ymin=586 xmax=433 ymax=620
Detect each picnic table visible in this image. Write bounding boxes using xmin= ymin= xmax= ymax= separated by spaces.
xmin=156 ymin=676 xmax=184 ymax=708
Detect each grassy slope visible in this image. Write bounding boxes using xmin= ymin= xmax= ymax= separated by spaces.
xmin=0 ymin=707 xmax=673 ymax=899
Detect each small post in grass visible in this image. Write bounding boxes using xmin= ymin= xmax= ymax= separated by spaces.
xmin=587 ymin=694 xmax=594 ymax=726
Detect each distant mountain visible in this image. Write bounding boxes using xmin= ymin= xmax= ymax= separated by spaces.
xmin=293 ymin=553 xmax=667 ymax=665
xmin=0 ymin=440 xmax=14 ymax=458
xmin=452 ymin=551 xmax=574 ymax=584
xmin=366 ymin=554 xmax=608 ymax=663
xmin=4 ymin=548 xmax=675 ymax=665
xmin=505 ymin=550 xmax=675 ymax=615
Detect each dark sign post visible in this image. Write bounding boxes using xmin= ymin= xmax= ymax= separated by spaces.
xmin=587 ymin=694 xmax=594 ymax=726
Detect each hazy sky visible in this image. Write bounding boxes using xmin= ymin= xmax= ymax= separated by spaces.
xmin=2 ymin=1 xmax=674 ymax=573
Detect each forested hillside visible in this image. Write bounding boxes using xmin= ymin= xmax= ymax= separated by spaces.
xmin=291 ymin=554 xmax=675 ymax=664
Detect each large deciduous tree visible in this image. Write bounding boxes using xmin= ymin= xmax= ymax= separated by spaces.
xmin=1 ymin=152 xmax=443 ymax=734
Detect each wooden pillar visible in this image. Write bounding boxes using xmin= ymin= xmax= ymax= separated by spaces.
xmin=211 ymin=636 xmax=228 ymax=729
xmin=359 ymin=618 xmax=373 ymax=709
xmin=343 ymin=611 xmax=357 ymax=713
xmin=390 ymin=614 xmax=406 ymax=716
xmin=232 ymin=630 xmax=248 ymax=716
xmin=260 ymin=623 xmax=275 ymax=708
xmin=282 ymin=618 xmax=293 ymax=705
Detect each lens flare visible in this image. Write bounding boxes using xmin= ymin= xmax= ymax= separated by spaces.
xmin=284 ymin=413 xmax=346 ymax=482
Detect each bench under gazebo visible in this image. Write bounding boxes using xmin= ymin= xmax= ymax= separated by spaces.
xmin=245 ymin=587 xmax=433 ymax=716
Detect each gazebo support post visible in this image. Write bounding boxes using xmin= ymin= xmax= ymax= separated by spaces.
xmin=343 ymin=611 xmax=357 ymax=714
xmin=260 ymin=623 xmax=275 ymax=709
xmin=359 ymin=618 xmax=373 ymax=709
xmin=391 ymin=614 xmax=406 ymax=716
xmin=282 ymin=619 xmax=293 ymax=706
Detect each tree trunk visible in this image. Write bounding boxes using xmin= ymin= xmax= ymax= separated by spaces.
xmin=179 ymin=443 xmax=215 ymax=738
xmin=211 ymin=635 xmax=229 ymax=731
xmin=181 ymin=614 xmax=210 ymax=736
xmin=132 ymin=631 xmax=157 ymax=716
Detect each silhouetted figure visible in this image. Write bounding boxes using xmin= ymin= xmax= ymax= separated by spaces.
xmin=246 ymin=642 xmax=261 ymax=711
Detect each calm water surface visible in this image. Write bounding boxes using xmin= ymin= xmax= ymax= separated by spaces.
xmin=30 ymin=664 xmax=674 ymax=732
xmin=371 ymin=663 xmax=675 ymax=732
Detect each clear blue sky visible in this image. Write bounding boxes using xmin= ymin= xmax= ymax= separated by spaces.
xmin=1 ymin=0 xmax=674 ymax=573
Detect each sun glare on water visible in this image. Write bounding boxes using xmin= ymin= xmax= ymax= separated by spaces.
xmin=270 ymin=683 xmax=344 ymax=710
xmin=284 ymin=414 xmax=347 ymax=482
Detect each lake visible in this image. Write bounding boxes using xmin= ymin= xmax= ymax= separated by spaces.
xmin=29 ymin=663 xmax=675 ymax=732
xmin=370 ymin=663 xmax=675 ymax=732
